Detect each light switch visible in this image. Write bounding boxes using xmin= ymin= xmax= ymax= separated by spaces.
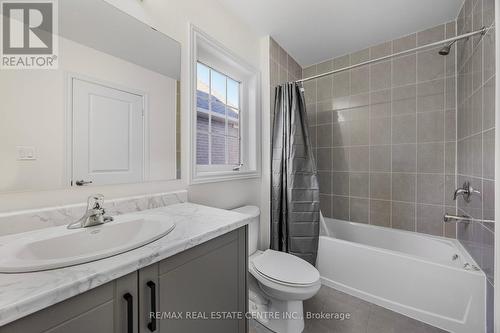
xmin=16 ymin=146 xmax=36 ymax=160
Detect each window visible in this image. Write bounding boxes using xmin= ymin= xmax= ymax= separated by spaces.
xmin=190 ymin=25 xmax=260 ymax=184
xmin=196 ymin=62 xmax=241 ymax=168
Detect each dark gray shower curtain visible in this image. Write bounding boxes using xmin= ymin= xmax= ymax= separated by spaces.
xmin=271 ymin=82 xmax=320 ymax=265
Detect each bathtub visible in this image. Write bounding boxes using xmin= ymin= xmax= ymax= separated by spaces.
xmin=316 ymin=217 xmax=486 ymax=333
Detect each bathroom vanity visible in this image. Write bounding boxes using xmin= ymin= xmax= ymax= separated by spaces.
xmin=0 ymin=203 xmax=250 ymax=333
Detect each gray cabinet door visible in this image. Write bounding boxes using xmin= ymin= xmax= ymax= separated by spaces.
xmin=0 ymin=272 xmax=138 ymax=333
xmin=155 ymin=227 xmax=247 ymax=333
xmin=138 ymin=263 xmax=159 ymax=333
xmin=45 ymin=302 xmax=114 ymax=333
xmin=114 ymin=272 xmax=139 ymax=333
xmin=0 ymin=282 xmax=115 ymax=333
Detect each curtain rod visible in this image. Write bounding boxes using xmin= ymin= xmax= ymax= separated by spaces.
xmin=296 ymin=26 xmax=488 ymax=84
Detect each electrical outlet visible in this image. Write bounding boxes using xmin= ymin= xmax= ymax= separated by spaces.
xmin=16 ymin=146 xmax=36 ymax=160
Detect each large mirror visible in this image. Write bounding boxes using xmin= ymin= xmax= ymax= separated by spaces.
xmin=0 ymin=0 xmax=181 ymax=192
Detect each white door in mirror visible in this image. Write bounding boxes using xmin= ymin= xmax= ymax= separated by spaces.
xmin=0 ymin=215 xmax=175 ymax=273
xmin=72 ymin=79 xmax=144 ymax=186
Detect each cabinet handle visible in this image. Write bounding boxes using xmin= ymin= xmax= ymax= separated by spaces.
xmin=147 ymin=281 xmax=157 ymax=332
xmin=75 ymin=180 xmax=93 ymax=186
xmin=123 ymin=293 xmax=133 ymax=333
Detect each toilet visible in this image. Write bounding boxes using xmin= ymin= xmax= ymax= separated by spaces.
xmin=232 ymin=206 xmax=321 ymax=333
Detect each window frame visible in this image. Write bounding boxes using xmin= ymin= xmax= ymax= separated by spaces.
xmin=189 ymin=25 xmax=261 ymax=184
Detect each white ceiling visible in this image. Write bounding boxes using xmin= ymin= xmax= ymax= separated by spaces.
xmin=217 ymin=0 xmax=463 ymax=67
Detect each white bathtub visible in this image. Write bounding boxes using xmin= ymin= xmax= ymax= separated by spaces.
xmin=316 ymin=217 xmax=486 ymax=333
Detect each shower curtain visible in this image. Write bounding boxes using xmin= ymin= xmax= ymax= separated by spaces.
xmin=271 ymin=82 xmax=320 ymax=265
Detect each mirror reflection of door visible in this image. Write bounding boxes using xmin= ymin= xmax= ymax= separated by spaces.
xmin=72 ymin=78 xmax=144 ymax=186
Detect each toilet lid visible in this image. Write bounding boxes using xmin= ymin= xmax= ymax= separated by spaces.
xmin=252 ymin=250 xmax=319 ymax=286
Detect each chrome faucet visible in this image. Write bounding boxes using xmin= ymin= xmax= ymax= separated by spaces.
xmin=68 ymin=194 xmax=114 ymax=229
xmin=453 ymin=181 xmax=481 ymax=202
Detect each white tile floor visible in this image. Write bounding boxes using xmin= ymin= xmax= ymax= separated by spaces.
xmin=249 ymin=285 xmax=448 ymax=333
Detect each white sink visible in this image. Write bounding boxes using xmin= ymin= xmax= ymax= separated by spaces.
xmin=0 ymin=215 xmax=175 ymax=273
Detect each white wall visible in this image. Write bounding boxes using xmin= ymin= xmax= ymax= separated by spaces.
xmin=0 ymin=0 xmax=267 ymax=217
xmin=112 ymin=0 xmax=265 ymax=210
xmin=0 ymin=37 xmax=177 ymax=192
xmin=259 ymin=38 xmax=271 ymax=249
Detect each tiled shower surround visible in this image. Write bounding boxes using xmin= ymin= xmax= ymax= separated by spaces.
xmin=269 ymin=37 xmax=303 ymax=116
xmin=303 ymin=23 xmax=458 ymax=237
xmin=267 ymin=2 xmax=496 ymax=331
xmin=455 ymin=0 xmax=495 ymax=330
xmin=267 ymin=3 xmax=497 ymax=331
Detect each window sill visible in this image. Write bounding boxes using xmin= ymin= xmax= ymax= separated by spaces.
xmin=190 ymin=170 xmax=260 ymax=185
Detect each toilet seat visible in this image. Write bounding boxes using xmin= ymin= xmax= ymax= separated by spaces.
xmin=251 ymin=263 xmax=317 ymax=288
xmin=251 ymin=250 xmax=320 ymax=287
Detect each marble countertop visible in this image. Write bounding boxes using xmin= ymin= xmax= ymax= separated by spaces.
xmin=0 ymin=203 xmax=253 ymax=326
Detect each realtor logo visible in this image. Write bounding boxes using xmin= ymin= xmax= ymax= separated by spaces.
xmin=1 ymin=0 xmax=58 ymax=69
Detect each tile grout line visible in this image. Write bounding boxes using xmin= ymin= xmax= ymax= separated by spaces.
xmin=313 ymin=140 xmax=457 ymax=149
xmin=454 ymin=17 xmax=459 ymax=239
xmin=414 ymin=38 xmax=419 ymax=233
xmin=480 ymin=26 xmax=485 ymax=233
xmin=348 ymin=57 xmax=352 ymax=223
xmin=328 ymin=194 xmax=462 ymax=206
xmin=444 ymin=22 xmax=453 ymax=237
xmin=368 ymin=50 xmax=372 ymax=226
xmin=313 ymin=75 xmax=456 ymax=106
xmin=457 ymin=125 xmax=496 ymax=142
xmin=389 ymin=41 xmax=394 ymax=228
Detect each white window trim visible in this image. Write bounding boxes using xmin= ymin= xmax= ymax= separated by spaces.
xmin=189 ymin=25 xmax=261 ymax=184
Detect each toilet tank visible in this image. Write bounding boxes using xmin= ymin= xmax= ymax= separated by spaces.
xmin=232 ymin=206 xmax=260 ymax=255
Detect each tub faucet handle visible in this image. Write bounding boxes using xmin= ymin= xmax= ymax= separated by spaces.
xmin=453 ymin=181 xmax=480 ymax=202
